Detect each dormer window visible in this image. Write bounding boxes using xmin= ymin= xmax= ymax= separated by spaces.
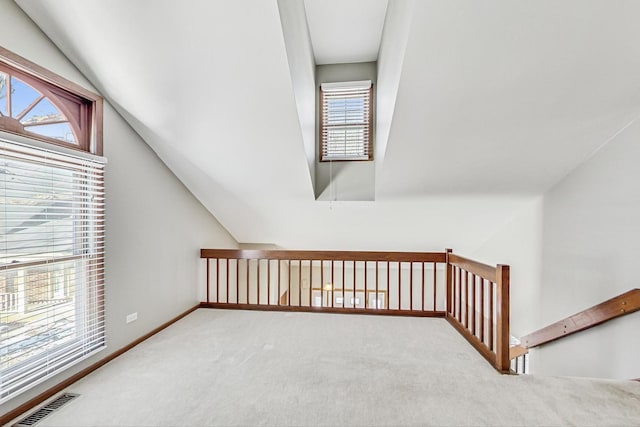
xmin=320 ymin=80 xmax=373 ymax=161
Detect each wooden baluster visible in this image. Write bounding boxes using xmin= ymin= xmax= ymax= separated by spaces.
xmin=466 ymin=271 xmax=470 ymax=325
xmin=298 ymin=260 xmax=302 ymax=307
xmin=277 ymin=260 xmax=281 ymax=306
xmin=466 ymin=271 xmax=471 ymax=328
xmin=236 ymin=259 xmax=240 ymax=304
xmin=410 ymin=262 xmax=413 ymax=311
xmin=480 ymin=278 xmax=485 ymax=345
xmin=398 ymin=262 xmax=401 ymax=310
xmin=267 ymin=259 xmax=271 ymax=305
xmin=331 ymin=260 xmax=334 ymax=308
xmin=460 ymin=268 xmax=464 ymax=325
xmin=457 ymin=267 xmax=462 ymax=321
xmin=226 ymin=258 xmax=230 ymax=304
xmin=288 ymin=260 xmax=292 ymax=306
xmin=246 ymin=259 xmax=249 ymax=304
xmin=353 ymin=261 xmax=357 ymax=308
xmin=445 ymin=249 xmax=453 ymax=316
xmin=449 ymin=265 xmax=453 ymax=315
xmin=451 ymin=265 xmax=456 ymax=317
xmin=342 ymin=261 xmax=346 ymax=308
xmin=320 ymin=260 xmax=324 ymax=308
xmin=206 ymin=258 xmax=210 ymax=303
xmin=432 ymin=261 xmax=437 ymax=312
xmin=257 ymin=259 xmax=261 ymax=305
xmin=309 ymin=261 xmax=312 ymax=307
xmin=365 ymin=261 xmax=368 ymax=309
xmin=216 ymin=259 xmax=220 ymax=303
xmin=488 ymin=281 xmax=494 ymax=352
xmin=463 ymin=270 xmax=467 ymax=326
xmin=462 ymin=269 xmax=467 ymax=327
xmin=422 ymin=262 xmax=425 ymax=312
xmin=386 ymin=261 xmax=390 ymax=310
xmin=376 ymin=261 xmax=379 ymax=310
xmin=471 ymin=273 xmax=476 ymax=336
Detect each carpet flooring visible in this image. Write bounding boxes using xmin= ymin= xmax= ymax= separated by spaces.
xmin=21 ymin=309 xmax=640 ymax=426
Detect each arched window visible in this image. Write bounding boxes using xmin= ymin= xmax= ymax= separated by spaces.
xmin=0 ymin=61 xmax=97 ymax=153
xmin=0 ymin=47 xmax=104 ymax=404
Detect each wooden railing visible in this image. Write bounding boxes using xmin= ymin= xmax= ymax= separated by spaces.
xmin=510 ymin=345 xmax=529 ymax=374
xmin=446 ymin=253 xmax=511 ymax=373
xmin=200 ymin=249 xmax=448 ymax=316
xmin=519 ymin=288 xmax=640 ymax=349
xmin=508 ymin=288 xmax=640 ymax=375
xmin=201 ymin=248 xmax=511 ymax=373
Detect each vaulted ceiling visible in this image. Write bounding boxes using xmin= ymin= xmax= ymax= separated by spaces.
xmin=16 ymin=0 xmax=640 ymax=251
xmin=304 ymin=0 xmax=388 ymax=65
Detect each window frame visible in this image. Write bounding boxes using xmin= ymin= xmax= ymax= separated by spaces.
xmin=0 ymin=47 xmax=105 ymax=404
xmin=0 ymin=46 xmax=103 ymax=156
xmin=319 ymin=81 xmax=373 ymax=162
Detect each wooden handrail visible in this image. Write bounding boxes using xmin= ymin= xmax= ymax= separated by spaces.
xmin=509 ymin=344 xmax=529 ymax=374
xmin=201 ymin=249 xmax=446 ymax=263
xmin=509 ymin=345 xmax=528 ymax=360
xmin=521 ymin=288 xmax=640 ymax=349
xmin=448 ymin=254 xmax=499 ymax=282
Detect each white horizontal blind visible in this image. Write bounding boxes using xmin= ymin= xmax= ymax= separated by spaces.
xmin=321 ymin=81 xmax=372 ymax=161
xmin=0 ymin=137 xmax=105 ymax=403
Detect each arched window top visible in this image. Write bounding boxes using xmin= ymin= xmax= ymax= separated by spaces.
xmin=0 ymin=50 xmax=102 ymax=155
xmin=0 ymin=72 xmax=77 ymax=145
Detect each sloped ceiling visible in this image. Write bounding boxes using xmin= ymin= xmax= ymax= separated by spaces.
xmin=304 ymin=0 xmax=388 ymax=65
xmin=15 ymin=0 xmax=640 ymax=252
xmin=378 ymin=0 xmax=640 ymax=197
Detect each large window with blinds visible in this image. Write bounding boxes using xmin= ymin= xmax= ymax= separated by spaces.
xmin=320 ymin=80 xmax=373 ymax=161
xmin=0 ymin=48 xmax=104 ymax=403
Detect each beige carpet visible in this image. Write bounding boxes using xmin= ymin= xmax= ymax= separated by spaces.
xmin=23 ymin=309 xmax=640 ymax=426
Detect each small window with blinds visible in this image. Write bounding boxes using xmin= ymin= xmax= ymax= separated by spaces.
xmin=0 ymin=48 xmax=104 ymax=404
xmin=320 ymin=80 xmax=373 ymax=161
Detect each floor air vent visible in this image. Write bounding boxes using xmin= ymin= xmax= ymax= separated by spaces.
xmin=13 ymin=393 xmax=79 ymax=427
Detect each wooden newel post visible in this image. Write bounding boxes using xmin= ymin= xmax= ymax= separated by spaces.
xmin=495 ymin=264 xmax=510 ymax=372
xmin=445 ymin=248 xmax=453 ymax=316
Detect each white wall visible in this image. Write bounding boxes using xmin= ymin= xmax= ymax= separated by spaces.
xmin=0 ymin=0 xmax=237 ymax=415
xmin=473 ymin=117 xmax=640 ymax=379
xmin=534 ymin=118 xmax=640 ymax=379
xmin=375 ymin=0 xmax=414 ymax=173
xmin=315 ymin=62 xmax=376 ymax=201
xmin=472 ymin=198 xmax=543 ymax=337
xmin=277 ymin=0 xmax=317 ymax=189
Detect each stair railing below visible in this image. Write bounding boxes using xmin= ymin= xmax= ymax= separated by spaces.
xmin=509 ymin=288 xmax=640 ymax=375
xmin=510 ymin=345 xmax=529 ymax=374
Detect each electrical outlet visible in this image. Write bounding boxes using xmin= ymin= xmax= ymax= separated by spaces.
xmin=126 ymin=312 xmax=138 ymax=323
